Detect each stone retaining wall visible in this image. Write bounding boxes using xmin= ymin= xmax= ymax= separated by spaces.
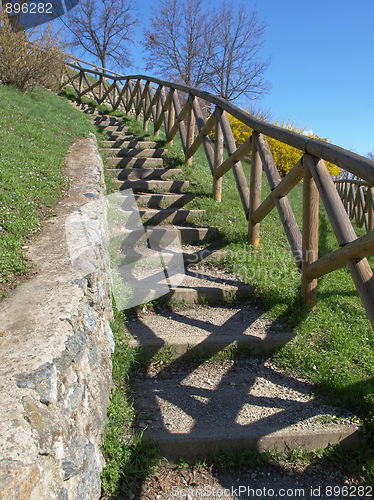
xmin=0 ymin=135 xmax=113 ymax=499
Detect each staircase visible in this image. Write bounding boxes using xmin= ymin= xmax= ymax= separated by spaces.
xmin=88 ymin=109 xmax=361 ymax=462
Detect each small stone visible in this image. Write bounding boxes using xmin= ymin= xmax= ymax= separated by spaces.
xmin=16 ymin=362 xmax=57 ymax=404
xmin=84 ymin=305 xmax=97 ymax=332
xmin=251 ymin=472 xmax=257 ymax=479
xmin=66 ymin=331 xmax=87 ymax=364
xmin=62 ymin=459 xmax=81 ymax=480
xmin=22 ymin=395 xmax=64 ymax=455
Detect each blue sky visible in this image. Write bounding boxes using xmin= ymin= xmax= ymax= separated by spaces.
xmin=64 ymin=0 xmax=374 ymax=157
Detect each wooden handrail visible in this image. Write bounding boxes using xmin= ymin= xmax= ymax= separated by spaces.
xmin=61 ymin=58 xmax=374 ymax=330
xmin=65 ymin=64 xmax=374 ymax=183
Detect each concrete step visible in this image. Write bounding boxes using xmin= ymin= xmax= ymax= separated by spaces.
xmin=71 ymin=103 xmax=98 ymax=114
xmin=139 ymin=208 xmax=205 ymax=225
xmin=106 ymin=148 xmax=169 ymax=158
xmin=182 ymin=248 xmax=228 ymax=267
xmin=168 ymin=226 xmax=217 ymax=244
xmin=127 ymin=301 xmax=289 ymax=357
xmin=91 ymin=116 xmax=122 ymax=126
xmin=116 ymin=179 xmax=190 ymax=193
xmin=135 ymin=193 xmax=196 ymax=209
xmin=108 ymin=157 xmax=165 ymax=168
xmin=130 ymin=346 xmax=360 ymax=461
xmin=125 ymin=225 xmax=217 ymax=245
xmin=101 ymin=131 xmax=138 ymax=141
xmin=101 ymin=140 xmax=159 ymax=149
xmin=95 ymin=124 xmax=130 ymax=133
xmin=107 ymin=167 xmax=182 ymax=180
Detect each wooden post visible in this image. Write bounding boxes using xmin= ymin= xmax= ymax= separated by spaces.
xmin=369 ymin=188 xmax=374 ymax=231
xmin=218 ymin=110 xmax=250 ymax=217
xmin=143 ymin=82 xmax=151 ymax=132
xmin=171 ymin=92 xmax=188 ymax=152
xmin=135 ymin=80 xmax=143 ymax=121
xmin=251 ymin=160 xmax=303 ymax=224
xmin=78 ymin=71 xmax=83 ymax=95
xmin=213 ymin=107 xmax=223 ymax=202
xmin=306 ymin=154 xmax=374 ymax=330
xmin=301 ymin=157 xmax=319 ymax=308
xmin=153 ymin=86 xmax=163 ymax=137
xmin=112 ymin=83 xmax=117 ymax=109
xmin=98 ymin=74 xmax=103 ymax=101
xmin=190 ymin=96 xmax=215 ymax=173
xmin=167 ymin=96 xmax=175 ymax=147
xmin=125 ymin=80 xmax=135 ymax=114
xmin=255 ymin=134 xmax=302 ymax=268
xmin=185 ymin=96 xmax=195 ymax=165
xmin=248 ymin=131 xmax=262 ymax=247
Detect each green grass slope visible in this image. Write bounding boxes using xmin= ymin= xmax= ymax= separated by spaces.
xmin=0 ymin=85 xmax=94 ymax=295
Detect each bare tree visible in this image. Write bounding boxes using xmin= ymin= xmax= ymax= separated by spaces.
xmin=143 ymin=0 xmax=214 ymax=87
xmin=63 ymin=0 xmax=138 ymax=69
xmin=207 ymin=1 xmax=270 ymax=101
xmin=143 ymin=0 xmax=269 ymax=103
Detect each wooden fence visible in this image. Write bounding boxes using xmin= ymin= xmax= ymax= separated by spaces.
xmin=61 ymin=58 xmax=374 ymax=329
xmin=335 ymin=179 xmax=374 ymax=232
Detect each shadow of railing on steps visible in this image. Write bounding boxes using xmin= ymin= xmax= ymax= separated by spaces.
xmin=125 ymin=304 xmax=360 ymax=464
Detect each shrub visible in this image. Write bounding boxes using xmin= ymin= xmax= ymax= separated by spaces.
xmin=0 ymin=14 xmax=65 ymax=92
xmin=227 ymin=112 xmax=341 ymax=178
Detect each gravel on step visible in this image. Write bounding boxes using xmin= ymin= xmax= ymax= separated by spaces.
xmin=131 ymin=355 xmax=357 ymax=438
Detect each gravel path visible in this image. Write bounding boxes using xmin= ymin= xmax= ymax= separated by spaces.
xmin=136 ymin=462 xmax=369 ymax=500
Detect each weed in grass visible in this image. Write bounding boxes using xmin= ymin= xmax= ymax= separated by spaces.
xmin=198 ymin=293 xmax=208 ymax=306
xmin=176 ymin=458 xmax=190 ymax=470
xmin=224 ymin=290 xmax=238 ymax=303
xmin=150 ymin=344 xmax=176 ymax=367
xmin=169 ymin=297 xmax=191 ymax=310
xmin=207 ymin=343 xmax=240 ymax=364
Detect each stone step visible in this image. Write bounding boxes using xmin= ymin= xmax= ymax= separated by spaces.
xmin=135 ymin=193 xmax=196 ymax=209
xmin=165 ymin=226 xmax=217 ymax=245
xmin=104 ymin=133 xmax=154 ymax=143
xmin=95 ymin=124 xmax=130 ymax=133
xmin=102 ymin=140 xmax=158 ymax=149
xmin=139 ymin=208 xmax=205 ymax=225
xmin=127 ymin=300 xmax=288 ymax=358
xmin=106 ymin=148 xmax=169 ymax=158
xmin=130 ymin=346 xmax=361 ymax=461
xmin=115 ymin=179 xmax=190 ymax=193
xmin=117 ymin=225 xmax=218 ymax=246
xmin=182 ymin=248 xmax=228 ymax=267
xmin=108 ymin=157 xmax=165 ymax=168
xmin=107 ymin=167 xmax=182 ymax=180
xmin=71 ymin=102 xmax=98 ymax=114
xmin=91 ymin=116 xmax=122 ymax=126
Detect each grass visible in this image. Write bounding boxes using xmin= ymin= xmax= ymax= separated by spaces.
xmin=101 ymin=304 xmax=160 ymax=498
xmin=0 ymin=85 xmax=95 ymax=296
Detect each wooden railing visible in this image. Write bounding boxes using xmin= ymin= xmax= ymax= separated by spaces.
xmin=335 ymin=179 xmax=374 ymax=232
xmin=61 ymin=59 xmax=374 ymax=329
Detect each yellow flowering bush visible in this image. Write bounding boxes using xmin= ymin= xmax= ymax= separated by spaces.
xmin=227 ymin=113 xmax=341 ymax=178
